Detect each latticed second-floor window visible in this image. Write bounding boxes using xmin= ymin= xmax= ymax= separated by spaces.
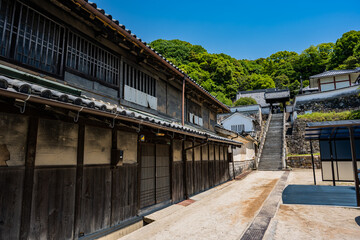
xmin=231 ymin=124 xmax=245 ymax=133
xmin=66 ymin=31 xmax=120 ymax=86
xmin=123 ymin=62 xmax=156 ymax=96
xmin=0 ymin=0 xmax=65 ymax=75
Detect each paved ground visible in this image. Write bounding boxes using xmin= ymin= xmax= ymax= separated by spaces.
xmin=119 ymin=169 xmax=360 ymax=240
xmin=121 ymin=171 xmax=283 ymax=240
xmin=264 ymin=205 xmax=360 ymax=240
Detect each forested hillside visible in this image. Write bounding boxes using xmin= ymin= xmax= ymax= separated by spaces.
xmin=150 ymin=30 xmax=360 ymax=105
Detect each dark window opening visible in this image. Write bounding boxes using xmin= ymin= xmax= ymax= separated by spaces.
xmin=66 ymin=31 xmax=120 ymax=86
xmin=0 ymin=0 xmax=65 ymax=75
xmin=123 ymin=62 xmax=156 ymax=97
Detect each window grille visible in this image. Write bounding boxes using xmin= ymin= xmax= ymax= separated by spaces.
xmin=66 ymin=31 xmax=120 ymax=86
xmin=123 ymin=62 xmax=156 ymax=97
xmin=231 ymin=124 xmax=245 ymax=133
xmin=0 ymin=0 xmax=65 ymax=75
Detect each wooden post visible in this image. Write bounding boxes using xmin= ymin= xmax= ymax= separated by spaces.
xmin=20 ymin=117 xmax=38 ymax=240
xmin=200 ymin=143 xmax=203 ymax=190
xmin=207 ymin=143 xmax=210 ymax=188
xmin=154 ymin=143 xmax=157 ymax=203
xmin=182 ymin=139 xmax=188 ymax=199
xmin=110 ymin=128 xmax=117 ymax=226
xmin=119 ymin=56 xmax=124 ymax=100
xmin=182 ymin=78 xmax=185 ymax=126
xmin=136 ymin=134 xmax=142 ymax=211
xmin=310 ymin=139 xmax=316 ymax=185
xmin=192 ymin=140 xmax=195 ymax=194
xmin=73 ymin=123 xmax=85 ymax=238
xmin=213 ymin=143 xmax=216 ymax=185
xmin=348 ymin=127 xmax=360 ymax=207
xmin=169 ymin=138 xmax=173 ymax=201
xmin=328 ymin=138 xmax=336 ymax=186
xmin=349 ymin=74 xmax=352 ymax=86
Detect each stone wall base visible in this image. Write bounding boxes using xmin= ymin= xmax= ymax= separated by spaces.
xmin=287 ymin=155 xmax=321 ymax=169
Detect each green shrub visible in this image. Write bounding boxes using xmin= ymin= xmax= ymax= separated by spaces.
xmin=297 ymin=110 xmax=360 ymax=122
xmin=234 ymin=97 xmax=257 ymax=106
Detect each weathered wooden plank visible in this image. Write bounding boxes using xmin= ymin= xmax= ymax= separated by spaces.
xmin=193 ymin=161 xmax=202 ymax=194
xmin=80 ymin=166 xmax=112 ymax=235
xmin=20 ymin=117 xmax=38 ymax=240
xmin=171 ymin=161 xmax=184 ymax=202
xmin=186 ymin=161 xmax=193 ymax=196
xmin=29 ymin=168 xmax=76 ymax=240
xmin=0 ymin=168 xmax=24 ymax=239
xmin=73 ymin=123 xmax=85 ymax=238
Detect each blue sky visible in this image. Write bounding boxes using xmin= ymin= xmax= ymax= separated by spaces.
xmin=96 ymin=0 xmax=360 ymax=60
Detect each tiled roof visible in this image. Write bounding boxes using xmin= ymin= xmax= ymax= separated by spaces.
xmin=310 ymin=68 xmax=360 ymax=79
xmin=0 ymin=75 xmax=240 ymax=146
xmin=237 ymin=88 xmax=278 ymax=94
xmin=70 ymin=0 xmax=229 ymax=112
xmin=264 ymin=90 xmax=290 ymax=100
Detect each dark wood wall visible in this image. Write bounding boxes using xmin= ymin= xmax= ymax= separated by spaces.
xmin=0 ymin=111 xmax=230 ymax=239
xmin=0 ymin=168 xmax=24 ymax=239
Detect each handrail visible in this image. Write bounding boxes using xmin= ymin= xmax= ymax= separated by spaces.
xmin=281 ymin=112 xmax=287 ymax=169
xmin=255 ymin=112 xmax=272 ymax=169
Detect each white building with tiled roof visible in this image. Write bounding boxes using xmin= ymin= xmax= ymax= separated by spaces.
xmin=309 ymin=67 xmax=360 ymax=92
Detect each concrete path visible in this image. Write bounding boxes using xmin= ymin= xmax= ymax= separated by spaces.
xmin=264 ymin=169 xmax=360 ymax=240
xmin=120 ymin=171 xmax=284 ymax=240
xmin=120 ymin=169 xmax=360 ymax=240
xmin=240 ymin=171 xmax=289 ymax=240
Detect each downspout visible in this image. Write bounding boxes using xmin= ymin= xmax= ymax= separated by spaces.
xmin=182 ymin=77 xmax=185 ymax=126
xmin=230 ymin=133 xmax=239 ymax=178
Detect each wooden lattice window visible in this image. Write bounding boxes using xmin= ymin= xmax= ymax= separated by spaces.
xmin=123 ymin=61 xmax=156 ymax=96
xmin=0 ymin=0 xmax=65 ymax=75
xmin=66 ymin=31 xmax=120 ymax=86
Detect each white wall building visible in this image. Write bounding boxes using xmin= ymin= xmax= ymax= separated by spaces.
xmin=309 ymin=67 xmax=360 ymax=92
xmin=221 ymin=112 xmax=256 ymax=134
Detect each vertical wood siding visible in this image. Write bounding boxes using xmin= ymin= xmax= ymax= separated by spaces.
xmin=0 ymin=168 xmax=24 ymax=239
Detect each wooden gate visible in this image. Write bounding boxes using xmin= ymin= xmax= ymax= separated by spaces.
xmin=140 ymin=143 xmax=170 ymax=209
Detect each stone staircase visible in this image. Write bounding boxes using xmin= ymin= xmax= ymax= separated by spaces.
xmin=258 ymin=113 xmax=284 ymax=170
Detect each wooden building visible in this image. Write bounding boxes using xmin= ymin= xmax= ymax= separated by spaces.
xmin=0 ymin=0 xmax=241 ymax=239
xmin=309 ymin=68 xmax=360 ymax=92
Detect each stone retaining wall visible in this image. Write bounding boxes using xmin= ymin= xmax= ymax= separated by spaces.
xmin=295 ymin=94 xmax=360 ymax=114
xmin=229 ymin=160 xmax=254 ymax=178
xmin=286 ymin=118 xmax=320 ymax=155
xmin=287 ymin=155 xmax=321 ymax=169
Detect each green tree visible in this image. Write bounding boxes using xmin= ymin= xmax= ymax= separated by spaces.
xmin=234 ymin=97 xmax=257 ymax=106
xmin=328 ymin=30 xmax=360 ymax=69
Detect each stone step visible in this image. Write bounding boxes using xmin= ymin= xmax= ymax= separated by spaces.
xmin=258 ymin=113 xmax=284 ymax=170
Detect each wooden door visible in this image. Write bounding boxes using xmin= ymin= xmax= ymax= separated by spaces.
xmin=140 ymin=143 xmax=170 ymax=208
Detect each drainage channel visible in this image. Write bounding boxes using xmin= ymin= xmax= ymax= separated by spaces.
xmin=240 ymin=171 xmax=289 ymax=240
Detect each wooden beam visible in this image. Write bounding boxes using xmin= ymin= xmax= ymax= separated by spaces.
xmin=349 ymin=74 xmax=352 ymax=86
xmin=73 ymin=123 xmax=85 ymax=238
xmin=169 ymin=138 xmax=173 ymax=202
xmin=348 ymin=127 xmax=360 ymax=207
xmin=19 ymin=117 xmax=38 ymax=240
xmin=182 ymin=78 xmax=185 ymax=126
xmin=208 ymin=143 xmax=211 ymax=187
xmin=182 ymin=140 xmax=188 ymax=199
xmin=192 ymin=140 xmax=195 ymax=194
xmin=136 ymin=135 xmax=142 ymax=212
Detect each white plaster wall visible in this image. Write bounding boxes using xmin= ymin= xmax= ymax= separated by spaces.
xmin=233 ymin=142 xmax=255 ymax=162
xmin=124 ymin=85 xmax=157 ymax=110
xmin=222 ymin=114 xmax=254 ymax=133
